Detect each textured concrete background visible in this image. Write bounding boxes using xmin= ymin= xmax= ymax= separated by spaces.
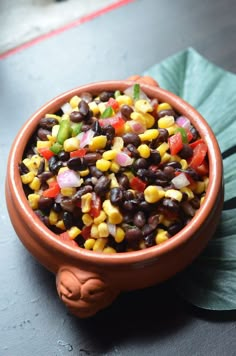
xmin=0 ymin=0 xmax=117 ymax=53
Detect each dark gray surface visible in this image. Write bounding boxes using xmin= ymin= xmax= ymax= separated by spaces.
xmin=1 ymin=0 xmax=236 ymax=355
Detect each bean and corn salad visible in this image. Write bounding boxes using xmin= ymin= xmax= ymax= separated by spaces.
xmin=19 ymin=84 xmax=209 ymax=253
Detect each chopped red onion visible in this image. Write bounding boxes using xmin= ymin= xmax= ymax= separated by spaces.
xmin=108 ymin=223 xmax=116 ymax=237
xmin=124 ymin=85 xmax=150 ymax=101
xmin=61 ymin=102 xmax=72 ymax=114
xmin=57 ymin=170 xmax=81 ymax=188
xmin=176 ymin=116 xmax=191 ymax=130
xmin=115 ymin=152 xmax=134 ymax=166
xmin=171 ymin=173 xmax=190 ymax=189
xmin=77 ymin=129 xmax=95 ymax=148
xmin=128 ymin=120 xmax=146 ymax=134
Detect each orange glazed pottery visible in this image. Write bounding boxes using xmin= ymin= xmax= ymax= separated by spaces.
xmin=5 ymin=77 xmax=224 ymax=318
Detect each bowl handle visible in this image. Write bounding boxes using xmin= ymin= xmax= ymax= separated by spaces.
xmin=126 ymin=75 xmax=159 ymax=87
xmin=56 ymin=266 xmax=120 ymax=318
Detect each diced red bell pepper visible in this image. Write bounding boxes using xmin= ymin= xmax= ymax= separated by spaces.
xmin=195 ymin=159 xmax=209 ymax=176
xmin=168 ymin=132 xmax=184 ymax=155
xmin=107 ymin=97 xmax=119 ymax=110
xmin=58 ymin=232 xmax=79 ymax=247
xmin=81 ymin=226 xmax=92 ymax=240
xmin=42 ymin=181 xmax=60 ymax=198
xmin=189 ymin=138 xmax=205 ymax=149
xmin=90 ymin=193 xmax=101 ymax=218
xmin=99 ymin=116 xmax=125 ymax=133
xmin=189 ymin=142 xmax=208 ymax=169
xmin=38 ymin=147 xmax=55 ymax=160
xmin=130 ymin=176 xmax=147 ymax=192
xmin=70 ymin=148 xmax=87 ymax=158
xmin=186 ymin=129 xmax=193 ymax=143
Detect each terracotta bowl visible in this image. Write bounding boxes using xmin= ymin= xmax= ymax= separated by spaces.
xmin=5 ymin=77 xmax=224 ymax=318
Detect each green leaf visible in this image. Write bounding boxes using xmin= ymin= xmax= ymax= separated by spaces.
xmin=143 ymin=48 xmax=236 ymax=310
xmin=133 ymin=83 xmax=140 ymax=100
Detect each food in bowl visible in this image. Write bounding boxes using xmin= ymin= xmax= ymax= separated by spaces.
xmin=19 ymin=83 xmax=209 ymax=254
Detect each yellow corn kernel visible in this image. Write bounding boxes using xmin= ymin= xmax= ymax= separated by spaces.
xmin=61 ymin=187 xmax=76 ymax=197
xmin=116 ymin=94 xmax=133 ymax=106
xmin=91 ymin=224 xmax=99 ymax=238
xmin=36 ymin=140 xmax=52 ymax=149
xmin=96 ymin=159 xmax=111 ymax=172
xmin=80 ymin=168 xmax=90 ymax=177
xmin=158 ymin=115 xmax=175 ymax=128
xmin=68 ymin=226 xmax=81 ymax=239
xmin=124 ymin=122 xmax=132 ymax=133
xmin=135 ymin=99 xmax=153 ymax=113
xmin=47 ymin=135 xmax=57 ymax=144
xmin=89 ymin=135 xmax=107 ymax=151
xmin=166 ymin=124 xmax=178 ymax=135
xmin=82 ymin=213 xmax=93 ymax=226
xmin=69 ymin=95 xmax=81 ymax=108
xmin=203 ymin=177 xmax=209 ymax=190
xmin=98 ymin=222 xmax=109 ymax=238
xmin=98 ymin=102 xmax=107 ymax=115
xmin=88 ymin=101 xmax=100 ymax=115
xmin=108 ymin=173 xmax=119 ymax=188
xmin=103 ymin=247 xmax=117 ymax=254
xmin=200 ymin=196 xmax=205 ymax=205
xmin=169 ymin=154 xmax=181 ymax=162
xmin=193 ymin=181 xmax=206 ymax=194
xmin=45 ymin=113 xmax=61 ymax=121
xmin=123 ymin=170 xmax=134 ymax=180
xmin=84 ymin=238 xmax=96 ymax=250
xmin=58 ymin=167 xmax=69 ymax=175
xmin=180 ymin=159 xmax=188 ymax=170
xmin=143 ymin=112 xmax=155 ymax=128
xmin=81 ymin=192 xmax=92 ymax=213
xmin=56 ymin=219 xmax=66 ymax=230
xmin=139 ymin=241 xmax=146 ymax=250
xmin=139 ymin=129 xmax=159 ymax=142
xmin=144 ymin=186 xmax=165 ymax=203
xmin=161 ymin=152 xmax=171 ymax=163
xmin=102 ymin=149 xmax=117 ymax=160
xmin=156 ymin=142 xmax=169 ymax=156
xmin=93 ymin=238 xmax=107 ymax=252
xmin=29 ymin=177 xmax=41 ymax=191
xmin=130 ymin=112 xmax=146 ymax=126
xmin=103 ymin=200 xmax=123 ymax=224
xmin=93 ymin=210 xmax=107 ymax=225
xmin=115 ymin=227 xmax=125 ymax=243
xmin=110 ymin=162 xmax=120 ymax=173
xmin=28 ymin=193 xmax=40 ymax=210
xmin=180 ymin=187 xmax=195 ymax=200
xmin=26 ymin=155 xmax=42 ymax=172
xmin=112 ymin=137 xmax=124 ymax=150
xmin=157 ymin=102 xmax=172 ymax=112
xmin=22 ymin=158 xmax=31 ymax=169
xmin=63 ymin=137 xmax=80 ymax=152
xmin=49 ymin=210 xmax=58 ymax=225
xmin=165 ymin=189 xmax=183 ymax=202
xmin=161 ymin=218 xmax=172 ymax=227
xmin=137 ymin=144 xmax=151 ymax=158
xmin=52 ymin=124 xmax=60 ymax=137
xmin=21 ymin=171 xmax=35 ymax=184
xmin=155 ymin=229 xmax=169 ymax=244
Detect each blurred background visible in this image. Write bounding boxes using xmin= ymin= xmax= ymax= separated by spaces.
xmin=0 ymin=0 xmax=118 ymax=54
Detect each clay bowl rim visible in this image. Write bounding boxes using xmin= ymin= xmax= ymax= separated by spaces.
xmin=7 ymin=80 xmax=223 ymax=267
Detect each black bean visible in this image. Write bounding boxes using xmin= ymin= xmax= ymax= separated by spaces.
xmin=158 ymin=109 xmax=177 ymax=118
xmin=92 ymin=120 xmax=103 ymax=135
xmin=139 ymin=201 xmax=154 ymax=212
xmin=163 ymin=166 xmax=175 ymax=180
xmin=149 ymin=150 xmax=161 ymax=165
xmin=79 ymin=100 xmax=89 ymax=117
xmin=125 ymin=227 xmax=143 ymax=243
xmin=154 ymin=179 xmax=169 ymax=187
xmin=126 ymin=144 xmax=139 ymax=158
xmin=142 ymin=224 xmax=156 ymax=237
xmin=189 ymin=125 xmax=199 ymax=141
xmin=80 ymin=91 xmax=93 ymax=103
xmin=38 ymin=197 xmax=54 ymax=211
xmin=190 ymin=197 xmax=200 ymax=209
xmin=165 ymin=161 xmax=182 ymax=169
xmin=63 ymin=211 xmax=74 ymax=229
xmin=123 ymin=200 xmax=138 ymax=211
xmin=39 ymin=117 xmax=59 ymax=129
xmin=148 ymin=214 xmax=159 ymax=229
xmin=37 ymin=128 xmax=51 ymax=140
xmin=144 ymin=231 xmax=156 ymax=247
xmin=70 ymin=111 xmax=84 ymax=123
xmin=37 ymin=159 xmax=45 ymax=175
xmin=136 ymin=168 xmax=149 ymax=181
xmin=117 ymin=174 xmax=130 ymax=189
xmin=133 ymin=158 xmax=148 ymax=170
xmin=89 ymin=166 xmax=103 ymax=178
xmin=38 ymin=171 xmax=53 ymax=183
xmin=178 ymin=144 xmax=193 ymax=159
xmin=60 ymin=197 xmax=75 ymax=212
xmin=120 ymin=105 xmax=134 ymax=119
xmin=103 ymin=125 xmax=115 ymax=143
xmin=84 ymin=153 xmax=102 ymax=165
xmin=122 ymin=133 xmax=141 ymax=147
xmin=133 ymin=211 xmax=146 ymax=228
xmin=81 ymin=124 xmax=91 ymax=132
xmin=72 ymin=186 xmax=93 ymax=203
xmin=162 ymin=198 xmax=180 ymax=212
xmin=99 ymin=91 xmax=114 ymax=102
xmin=181 ymin=201 xmax=196 ymax=217
xmin=67 ymin=157 xmax=87 ymax=171
xmin=94 ymin=176 xmax=111 ymax=196
xmin=151 ymin=129 xmax=169 ymax=148
xmin=123 ymin=190 xmax=135 ymax=200
xmin=182 ymin=168 xmax=200 ymax=181
xmin=168 ymin=222 xmax=183 ymax=236
xmin=53 ymin=202 xmax=62 ymax=213
xmin=50 ymin=161 xmax=63 ymax=175
xmin=19 ymin=162 xmax=29 ymax=175
xmin=58 ymin=151 xmax=70 ymax=162
xmin=110 ymin=187 xmax=123 ymax=205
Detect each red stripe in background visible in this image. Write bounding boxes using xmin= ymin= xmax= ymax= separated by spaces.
xmin=0 ymin=0 xmax=135 ymax=60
